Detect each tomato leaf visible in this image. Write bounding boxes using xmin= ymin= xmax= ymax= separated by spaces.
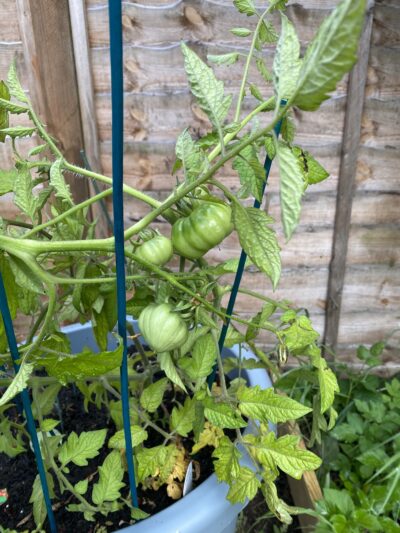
xmin=92 ymin=450 xmax=125 ymax=505
xmin=181 ymin=43 xmax=231 ymax=130
xmin=59 ymin=429 xmax=107 ymax=467
xmin=276 ymin=141 xmax=304 ymax=240
xmin=273 ymin=14 xmax=301 ymax=101
xmin=232 ymin=204 xmax=281 ymax=288
xmin=0 ymin=363 xmax=34 ymax=407
xmin=294 ymin=0 xmax=366 ymax=111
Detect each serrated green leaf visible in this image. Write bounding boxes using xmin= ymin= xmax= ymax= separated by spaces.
xmin=231 ymin=27 xmax=252 ymax=37
xmin=158 ymin=351 xmax=187 ymax=392
xmin=36 ymin=343 xmax=123 ymax=385
xmin=264 ymin=136 xmax=276 ymax=159
xmin=32 ymin=382 xmax=62 ymax=418
xmin=175 ymin=129 xmax=208 ymax=183
xmin=238 ymin=385 xmax=312 ymax=424
xmin=258 ymin=20 xmax=278 ymax=44
xmin=232 ymin=204 xmax=281 ymax=288
xmin=244 ymin=432 xmax=321 ymax=479
xmin=318 ymin=366 xmax=339 ymax=413
xmin=179 ymin=333 xmax=217 ymax=381
xmin=28 ymin=143 xmax=48 ymax=156
xmin=50 ymin=159 xmax=73 ymax=205
xmin=0 ymin=97 xmax=28 ymax=114
xmin=171 ymin=397 xmax=196 ymax=436
xmin=212 ymin=436 xmax=241 ymax=482
xmin=233 ymin=144 xmax=266 ymax=201
xmin=179 ymin=326 xmax=209 ymax=357
xmin=181 ymin=43 xmax=231 ymax=129
xmin=108 ymin=425 xmax=148 ymax=449
xmin=256 ymin=58 xmax=273 ymax=83
xmin=223 ymin=325 xmax=246 ymax=348
xmin=294 ymin=0 xmax=366 ymax=111
xmin=7 ymin=62 xmax=28 ymax=103
xmin=13 ymin=167 xmax=39 ymax=221
xmin=273 ymin=14 xmax=301 ymax=102
xmin=140 ymin=377 xmax=169 ymax=413
xmin=59 ymin=429 xmax=107 ymax=467
xmin=207 ymin=53 xmax=239 ymax=66
xmin=0 ymin=169 xmax=17 ymax=195
xmin=30 ymin=473 xmax=54 ymax=529
xmin=0 ymin=363 xmax=34 ymax=407
xmin=0 ymin=419 xmax=26 ymax=457
xmin=0 ymin=126 xmax=36 ymax=138
xmin=281 ymin=112 xmax=296 ymax=143
xmin=281 ymin=316 xmax=319 ymax=352
xmin=40 ymin=419 xmax=59 ymax=432
xmin=74 ymin=479 xmax=88 ymax=495
xmin=292 ymin=145 xmax=329 ymax=185
xmin=227 ymin=466 xmax=260 ymax=504
xmin=249 ymin=84 xmax=263 ymax=102
xmin=276 ymin=141 xmax=304 ymax=240
xmin=233 ymin=0 xmax=256 ymax=16
xmin=204 ymin=397 xmax=246 ymax=429
xmin=92 ymin=450 xmax=125 ymax=505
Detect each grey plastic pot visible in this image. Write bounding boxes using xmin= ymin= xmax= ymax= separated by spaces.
xmin=61 ymin=320 xmax=274 ymax=533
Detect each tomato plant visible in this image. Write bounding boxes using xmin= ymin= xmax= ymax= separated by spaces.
xmin=0 ymin=0 xmax=367 ymax=530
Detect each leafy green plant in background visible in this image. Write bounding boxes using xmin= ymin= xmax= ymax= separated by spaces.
xmin=0 ymin=0 xmax=366 ymax=529
xmin=278 ymin=341 xmax=400 ymax=532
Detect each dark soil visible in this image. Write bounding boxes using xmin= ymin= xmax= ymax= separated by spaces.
xmin=0 ymin=382 xmax=218 ymax=532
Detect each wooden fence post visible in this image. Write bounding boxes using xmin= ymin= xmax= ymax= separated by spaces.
xmin=15 ymin=0 xmax=107 ymax=236
xmin=324 ymin=1 xmax=375 ymax=353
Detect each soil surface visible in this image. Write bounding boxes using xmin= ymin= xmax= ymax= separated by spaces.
xmin=0 ymin=384 xmax=215 ymax=532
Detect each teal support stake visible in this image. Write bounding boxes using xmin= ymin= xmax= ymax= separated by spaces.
xmin=208 ymin=103 xmax=287 ymax=388
xmin=0 ymin=273 xmax=57 ymax=533
xmin=108 ymin=0 xmax=139 ymax=509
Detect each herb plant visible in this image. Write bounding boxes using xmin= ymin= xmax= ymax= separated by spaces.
xmin=0 ymin=0 xmax=366 ymax=529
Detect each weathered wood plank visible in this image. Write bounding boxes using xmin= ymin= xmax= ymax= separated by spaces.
xmin=324 ymin=2 xmax=375 ymax=352
xmin=86 ymin=1 xmax=337 ymax=48
xmin=337 ymin=310 xmax=400 ymax=349
xmin=16 ymin=0 xmax=91 ymax=205
xmin=68 ymin=0 xmax=108 ymax=237
xmin=0 ymin=1 xmax=21 ymax=43
xmin=94 ymin=91 xmax=346 ymax=143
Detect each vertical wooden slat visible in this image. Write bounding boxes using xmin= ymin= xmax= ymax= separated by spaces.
xmin=324 ymin=0 xmax=375 ymax=352
xmin=15 ymin=0 xmax=90 ymax=205
xmin=68 ymin=0 xmax=109 ymax=237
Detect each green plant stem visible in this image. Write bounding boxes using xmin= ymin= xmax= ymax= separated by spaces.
xmin=32 ymin=382 xmax=98 ymax=513
xmin=2 ymin=218 xmax=52 ymax=239
xmin=236 ymin=287 xmax=291 ymax=311
xmin=23 ymin=188 xmax=113 ymax=238
xmin=28 ymin=107 xmax=63 ymax=159
xmin=101 ymin=378 xmax=171 ymax=440
xmin=211 ymin=329 xmax=228 ymax=397
xmin=64 ymin=162 xmax=162 ymax=211
xmin=0 ymin=106 xmax=287 ymax=260
xmin=234 ymin=8 xmax=271 ymax=122
xmin=208 ymin=97 xmax=275 ymax=162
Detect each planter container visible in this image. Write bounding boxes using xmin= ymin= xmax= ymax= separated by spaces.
xmin=61 ymin=320 xmax=274 ymax=533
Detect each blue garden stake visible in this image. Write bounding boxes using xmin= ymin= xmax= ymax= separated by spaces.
xmin=108 ymin=0 xmax=139 ymax=509
xmin=208 ymin=105 xmax=287 ymax=388
xmin=0 ymin=273 xmax=57 ymax=533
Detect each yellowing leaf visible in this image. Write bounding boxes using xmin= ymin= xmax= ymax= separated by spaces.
xmin=212 ymin=436 xmax=241 ymax=483
xmin=227 ymin=466 xmax=260 ymax=504
xmin=192 ymin=422 xmax=224 ymax=454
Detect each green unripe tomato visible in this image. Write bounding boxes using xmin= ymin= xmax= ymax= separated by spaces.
xmin=138 ymin=303 xmax=188 ymax=352
xmin=135 ymin=235 xmax=173 ymax=266
xmin=171 ymin=202 xmax=233 ymax=259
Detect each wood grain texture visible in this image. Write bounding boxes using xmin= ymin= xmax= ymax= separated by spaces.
xmin=324 ymin=2 xmax=375 ymax=352
xmin=15 ymin=0 xmax=90 ymax=205
xmin=68 ymin=0 xmax=108 ymax=237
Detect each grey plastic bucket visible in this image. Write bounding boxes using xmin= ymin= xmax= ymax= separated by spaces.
xmin=61 ymin=320 xmax=273 ymax=533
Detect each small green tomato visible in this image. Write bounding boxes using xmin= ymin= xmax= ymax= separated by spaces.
xmin=138 ymin=303 xmax=188 ymax=352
